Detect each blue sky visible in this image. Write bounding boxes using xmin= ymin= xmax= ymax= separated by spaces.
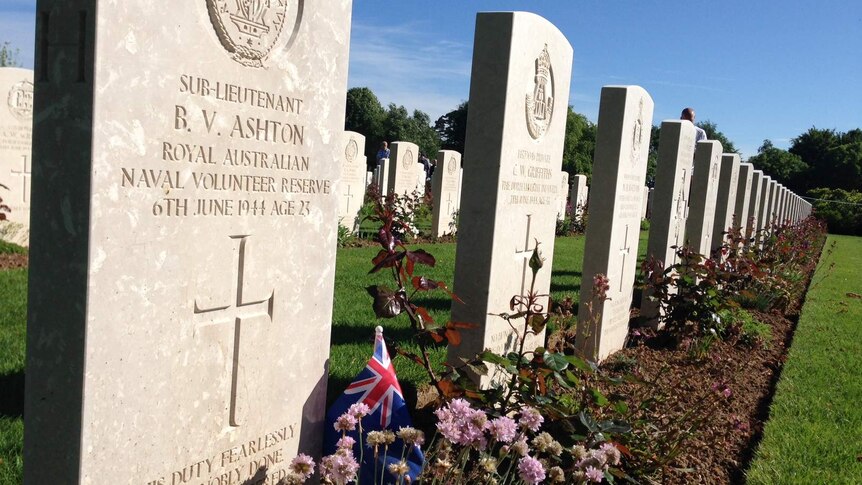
xmin=3 ymin=1 xmax=860 ymax=158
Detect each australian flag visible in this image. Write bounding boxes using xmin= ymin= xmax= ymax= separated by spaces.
xmin=324 ymin=326 xmax=424 ymax=484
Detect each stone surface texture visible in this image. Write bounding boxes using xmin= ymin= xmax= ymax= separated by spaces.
xmin=387 ymin=141 xmax=421 ymax=196
xmin=746 ymin=170 xmax=763 ymax=240
xmin=685 ymin=140 xmax=723 ymax=256
xmin=710 ymin=153 xmax=740 ymax=251
xmin=640 ymin=120 xmax=694 ymax=323
xmin=568 ymin=174 xmax=587 ymax=219
xmin=732 ymin=162 xmax=753 ymax=239
xmin=24 ymin=2 xmax=353 ymax=483
xmin=337 ymin=131 xmax=367 ymax=232
xmin=431 ymin=150 xmax=461 ymax=237
xmin=558 ymin=170 xmax=569 ymax=220
xmin=576 ymin=85 xmax=654 ymax=361
xmin=757 ymin=175 xmax=773 ymax=234
xmin=448 ymin=12 xmax=573 ymax=380
xmin=0 ymin=67 xmax=33 ymax=233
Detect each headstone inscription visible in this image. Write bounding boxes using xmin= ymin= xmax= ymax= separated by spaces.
xmin=23 ymin=2 xmax=352 ymax=484
xmin=732 ymin=162 xmax=754 ymax=240
xmin=338 ymin=131 xmax=367 ymax=232
xmin=558 ymin=170 xmax=569 ymax=220
xmin=710 ymin=153 xmax=740 ymax=251
xmin=431 ymin=150 xmax=462 ymax=237
xmin=640 ymin=120 xmax=695 ymax=325
xmin=746 ymin=170 xmax=764 ymax=241
xmin=568 ymin=174 xmax=588 ymax=219
xmin=0 ymin=67 xmax=34 ymax=245
xmin=684 ymin=140 xmax=723 ymax=256
xmin=576 ymin=86 xmax=654 ymax=361
xmin=447 ymin=12 xmax=573 ymax=381
xmin=387 ymin=141 xmax=422 ymax=196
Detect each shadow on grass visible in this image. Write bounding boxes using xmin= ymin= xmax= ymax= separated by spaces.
xmin=329 ymin=323 xmax=416 ymax=347
xmin=550 ymin=283 xmax=581 ymax=294
xmin=0 ymin=371 xmax=24 ymax=418
xmin=552 ymin=270 xmax=583 ymax=278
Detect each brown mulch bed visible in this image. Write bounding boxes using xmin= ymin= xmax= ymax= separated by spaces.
xmin=0 ymin=253 xmax=28 ymax=270
xmin=600 ymin=305 xmax=800 ymax=484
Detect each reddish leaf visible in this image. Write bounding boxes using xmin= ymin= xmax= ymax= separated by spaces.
xmin=366 ymin=285 xmax=404 ymax=318
xmin=412 ymin=276 xmax=440 ymax=291
xmin=444 ymin=328 xmax=461 ymax=346
xmin=406 ymin=256 xmax=415 ymax=277
xmin=406 ymin=249 xmax=436 ymax=268
xmin=369 ymin=251 xmax=405 ymax=274
xmin=447 ymin=321 xmax=477 ymax=330
xmin=395 ymin=349 xmax=426 ymax=367
xmin=415 ymin=307 xmax=435 ymax=328
xmin=437 ymin=378 xmax=464 ymax=398
xmin=428 ymin=332 xmax=445 ymax=344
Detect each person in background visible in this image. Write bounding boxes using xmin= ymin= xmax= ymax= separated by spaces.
xmin=376 ymin=141 xmax=390 ymax=165
xmin=681 ymin=107 xmax=707 ymax=144
xmin=418 ymin=152 xmax=432 ymax=180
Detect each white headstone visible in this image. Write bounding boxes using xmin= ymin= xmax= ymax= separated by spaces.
xmin=387 ymin=141 xmax=421 ymax=196
xmin=746 ymin=170 xmax=764 ymax=242
xmin=431 ymin=150 xmax=462 ymax=237
xmin=732 ymin=162 xmax=754 ymax=241
xmin=576 ymin=86 xmax=654 ymax=361
xmin=640 ymin=120 xmax=695 ymax=324
xmin=684 ymin=141 xmax=724 ymax=256
xmin=377 ymin=158 xmax=390 ymax=196
xmin=447 ymin=12 xmax=573 ymax=381
xmin=711 ymin=153 xmax=740 ymax=251
xmin=0 ymin=67 xmax=34 ymax=245
xmin=337 ymin=131 xmax=367 ymax=232
xmin=568 ymin=174 xmax=588 ymax=220
xmin=24 ymin=2 xmax=352 ymax=483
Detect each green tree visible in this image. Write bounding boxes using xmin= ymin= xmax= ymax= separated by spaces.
xmin=748 ymin=139 xmax=808 ymax=191
xmin=562 ymin=107 xmax=596 ymax=181
xmin=697 ymin=120 xmax=738 ymax=153
xmin=790 ymin=127 xmax=862 ymax=192
xmin=645 ymin=124 xmax=661 ymax=187
xmin=808 ymin=187 xmax=862 ymax=235
xmin=0 ymin=41 xmax=21 ymax=67
xmin=434 ymin=101 xmax=468 ymax=154
xmin=345 ymin=87 xmax=385 ymax=167
xmin=382 ymin=104 xmax=440 ymax=158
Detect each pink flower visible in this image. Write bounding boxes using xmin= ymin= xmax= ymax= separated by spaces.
xmin=585 ymin=465 xmax=605 ymax=482
xmin=517 ymin=456 xmax=546 ymax=484
xmin=289 ymin=454 xmax=315 ymax=479
xmin=334 ymin=413 xmax=357 ymax=432
xmin=320 ymin=451 xmax=359 ymax=485
xmin=519 ymin=407 xmax=544 ymax=432
xmin=348 ymin=402 xmax=370 ymax=419
xmin=488 ymin=416 xmax=518 ymax=443
xmin=336 ymin=436 xmax=356 ymax=450
xmin=434 ymin=399 xmax=489 ymax=448
xmin=723 ymin=387 xmax=732 ymax=398
xmin=600 ymin=443 xmax=621 ymax=466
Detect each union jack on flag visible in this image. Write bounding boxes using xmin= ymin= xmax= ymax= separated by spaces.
xmin=323 ymin=326 xmax=424 ymax=483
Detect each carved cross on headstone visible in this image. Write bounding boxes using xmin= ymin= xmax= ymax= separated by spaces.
xmin=193 ymin=235 xmax=275 ymax=428
xmin=11 ymin=155 xmax=32 ymax=203
xmin=710 ymin=161 xmax=719 ymax=181
xmin=445 ymin=192 xmax=455 ymax=217
xmin=618 ymin=224 xmax=632 ymax=292
xmin=514 ymin=214 xmax=534 ymax=296
xmin=343 ymin=184 xmax=354 ymax=214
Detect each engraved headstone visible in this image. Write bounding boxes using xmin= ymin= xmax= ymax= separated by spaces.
xmin=711 ymin=153 xmax=740 ymax=251
xmin=746 ymin=170 xmax=764 ymax=241
xmin=640 ymin=120 xmax=695 ymax=325
xmin=337 ymin=131 xmax=367 ymax=232
xmin=765 ymin=179 xmax=779 ymax=228
xmin=756 ymin=175 xmax=773 ymax=235
xmin=376 ymin=157 xmax=390 ymax=196
xmin=684 ymin=140 xmax=724 ymax=256
xmin=24 ymin=2 xmax=352 ymax=483
xmin=576 ymin=86 xmax=654 ymax=361
xmin=732 ymin=162 xmax=754 ymax=240
xmin=0 ymin=67 xmax=34 ymax=245
xmin=387 ymin=141 xmax=422 ymax=196
xmin=447 ymin=12 xmax=573 ymax=381
xmin=568 ymin=174 xmax=588 ymax=220
xmin=641 ymin=186 xmax=649 ymax=219
xmin=431 ymin=150 xmax=461 ymax=237
xmin=558 ymin=170 xmax=569 ymax=220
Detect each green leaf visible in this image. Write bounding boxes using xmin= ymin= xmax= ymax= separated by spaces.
xmin=479 ymin=351 xmax=509 ymax=366
xmin=543 ymin=352 xmax=569 ymax=372
xmin=591 ymin=388 xmax=609 ymax=406
xmin=564 ymin=355 xmax=593 ymax=372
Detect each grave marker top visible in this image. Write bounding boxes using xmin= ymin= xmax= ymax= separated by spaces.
xmin=576 ymin=85 xmax=654 ymax=361
xmin=685 ymin=140 xmax=723 ymax=256
xmin=338 ymin=131 xmax=367 ymax=232
xmin=24 ymin=2 xmax=353 ymax=483
xmin=448 ymin=12 xmax=572 ymax=378
xmin=431 ymin=150 xmax=462 ymax=237
xmin=387 ymin=141 xmax=422 ymax=196
xmin=0 ymin=68 xmax=34 ymax=228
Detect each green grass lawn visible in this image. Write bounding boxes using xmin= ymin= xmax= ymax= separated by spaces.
xmin=747 ymin=234 xmax=862 ymax=484
xmin=0 ymin=268 xmax=27 ymax=484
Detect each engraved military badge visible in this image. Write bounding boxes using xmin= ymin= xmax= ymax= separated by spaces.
xmin=206 ymin=0 xmax=304 ymax=68
xmin=447 ymin=156 xmax=457 ymax=174
xmin=525 ymin=44 xmax=554 ymax=140
xmin=7 ymin=80 xmax=33 ymax=121
xmin=402 ymin=149 xmax=414 ymax=169
xmin=345 ymin=138 xmax=358 ymax=164
xmin=631 ymin=98 xmax=644 ymax=165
